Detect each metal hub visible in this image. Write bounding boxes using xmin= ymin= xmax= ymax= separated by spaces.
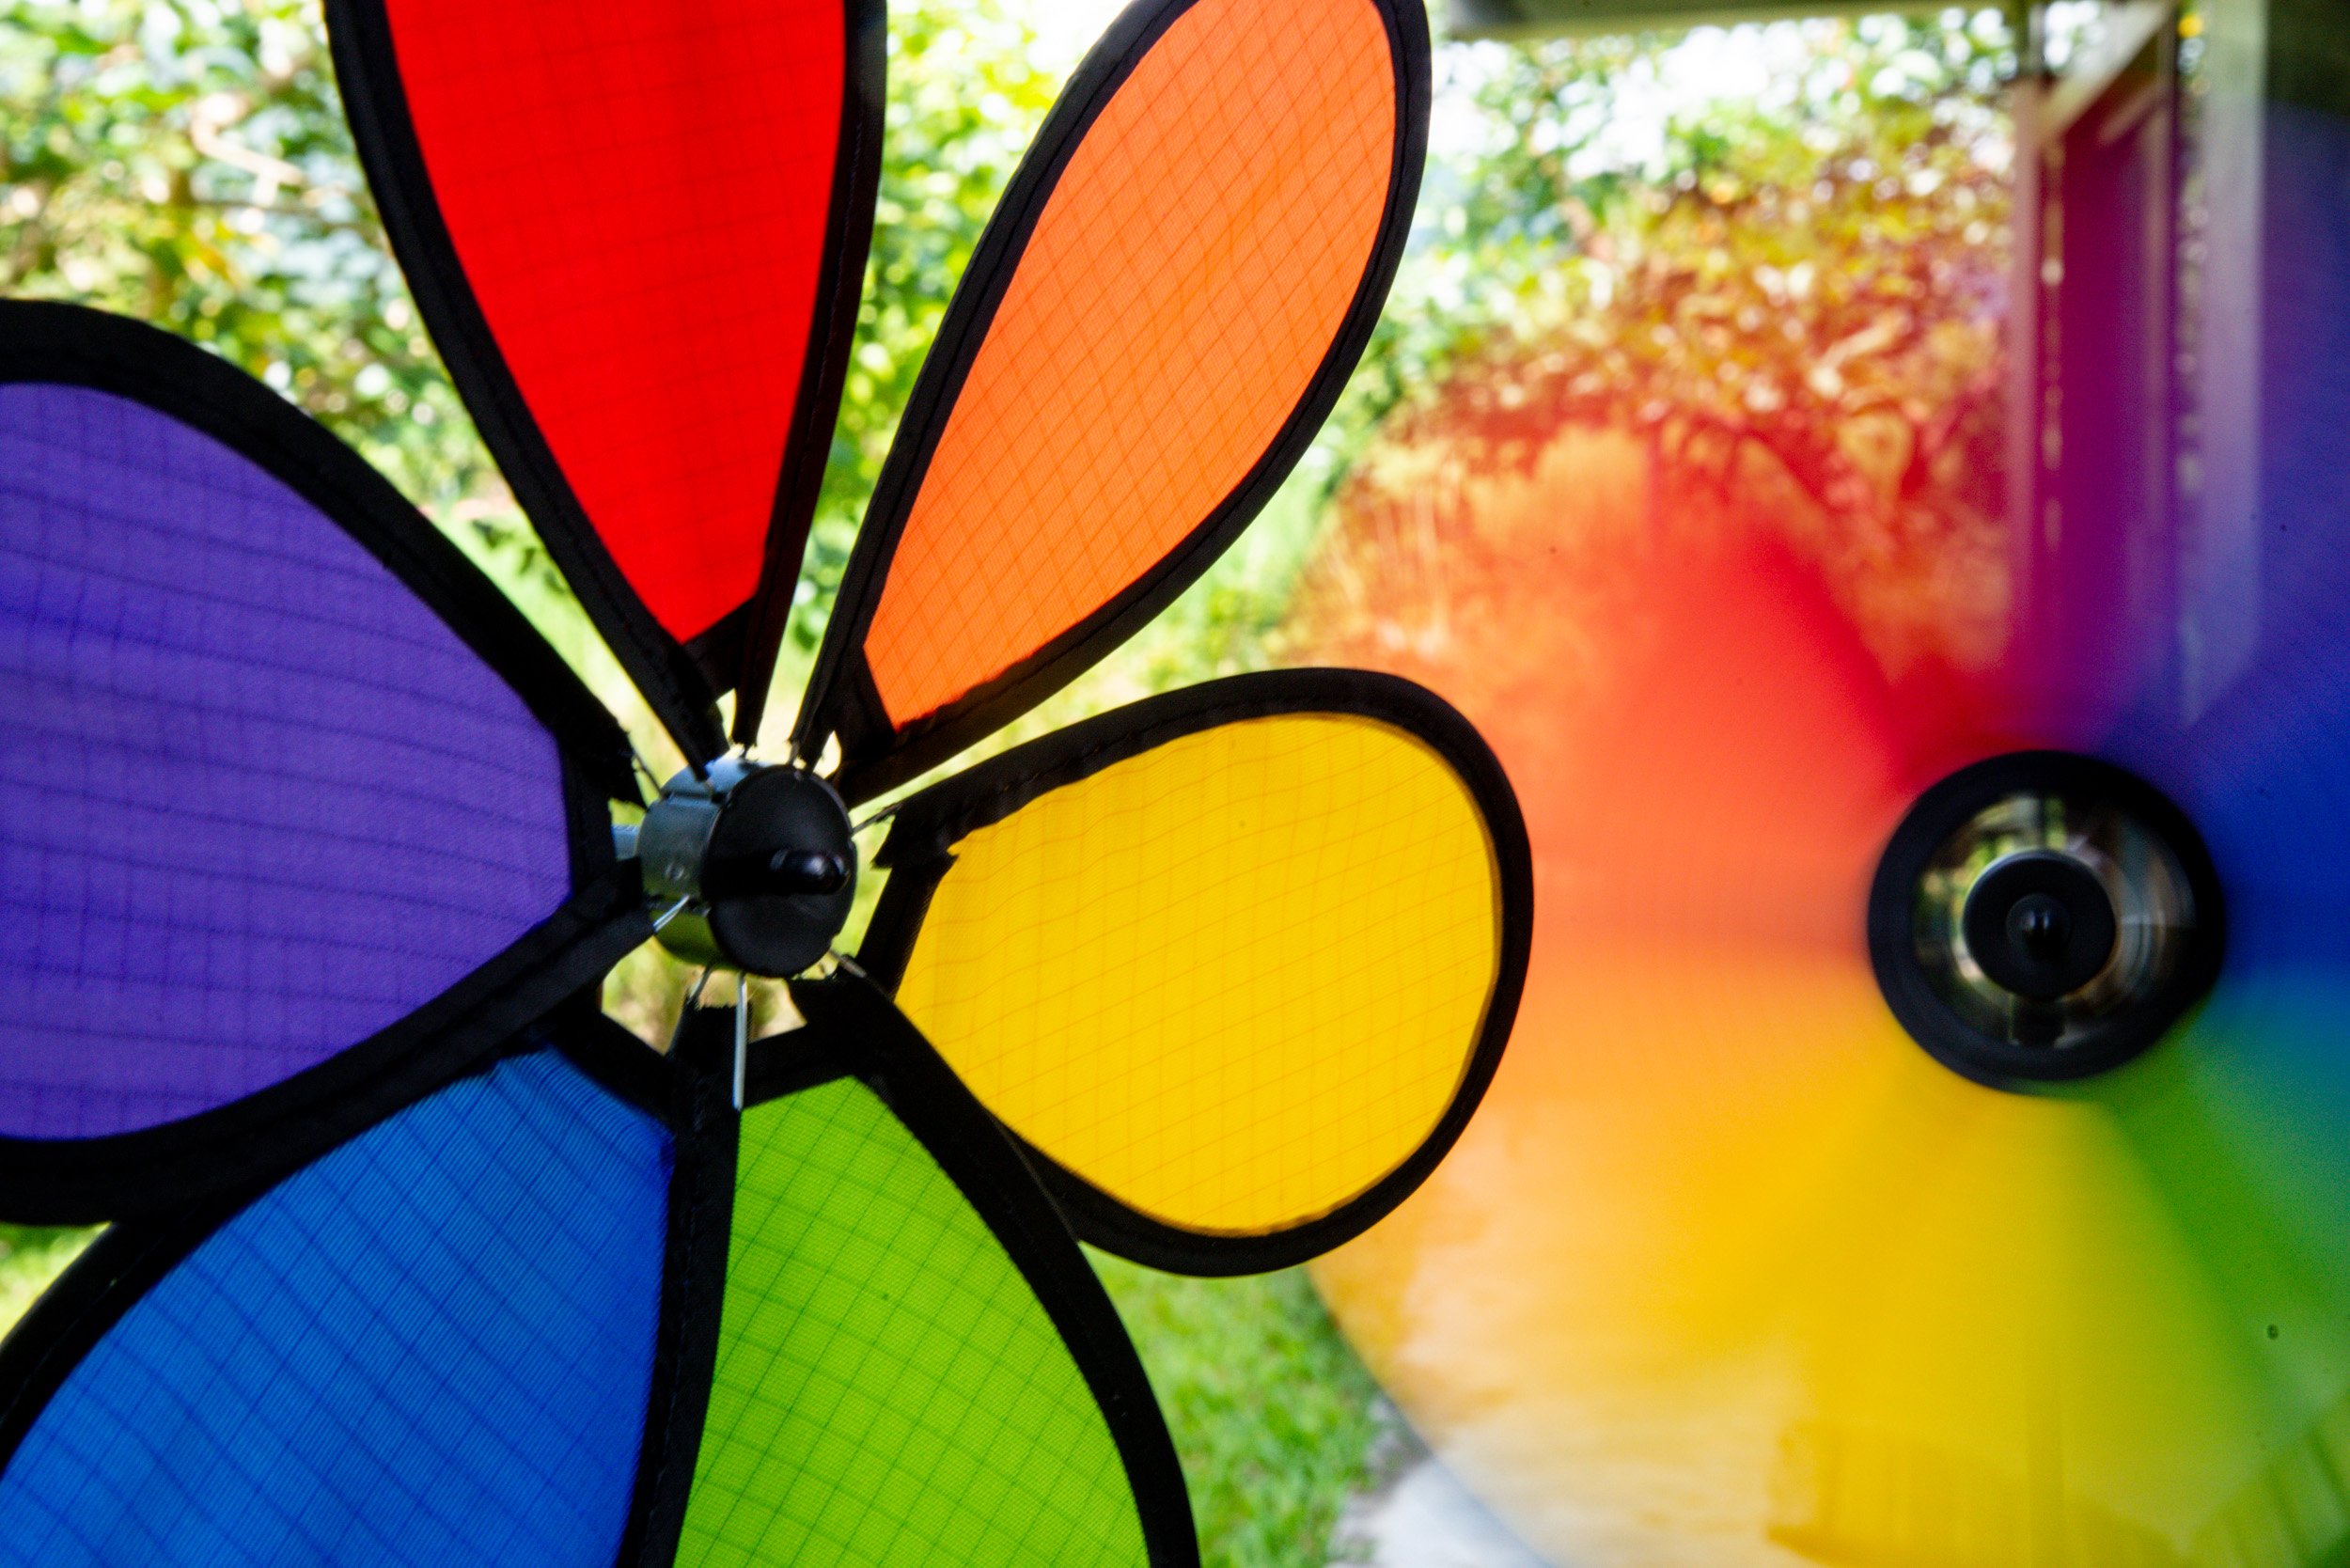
xmin=1959 ymin=849 xmax=2118 ymax=1002
xmin=1868 ymin=752 xmax=2223 ymax=1087
xmin=619 ymin=759 xmax=856 ymax=979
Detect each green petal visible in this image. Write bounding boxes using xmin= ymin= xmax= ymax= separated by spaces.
xmin=675 ymin=1074 xmax=1152 ymax=1568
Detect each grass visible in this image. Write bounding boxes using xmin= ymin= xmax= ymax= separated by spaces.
xmin=0 ymin=1226 xmax=93 ymax=1336
xmin=1093 ymin=1254 xmax=1388 ymax=1568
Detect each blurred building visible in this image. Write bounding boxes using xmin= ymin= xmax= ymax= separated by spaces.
xmin=1451 ymin=0 xmax=2349 ymax=728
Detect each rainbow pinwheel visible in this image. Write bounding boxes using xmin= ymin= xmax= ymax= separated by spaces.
xmin=0 ymin=0 xmax=1531 ymax=1563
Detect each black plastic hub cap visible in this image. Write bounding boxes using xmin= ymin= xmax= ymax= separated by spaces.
xmin=1868 ymin=751 xmax=2223 ymax=1088
xmin=1960 ymin=851 xmax=2117 ymax=1001
xmin=701 ymin=768 xmax=857 ymax=979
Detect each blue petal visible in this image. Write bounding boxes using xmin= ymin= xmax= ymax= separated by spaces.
xmin=0 ymin=1048 xmax=670 ymax=1568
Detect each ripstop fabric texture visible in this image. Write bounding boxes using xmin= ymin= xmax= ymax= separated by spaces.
xmin=890 ymin=712 xmax=1502 ymax=1236
xmin=675 ymin=1075 xmax=1150 ymax=1568
xmin=380 ymin=0 xmax=850 ymax=643
xmin=0 ymin=1048 xmax=671 ymax=1568
xmin=859 ymin=0 xmax=1399 ymax=728
xmin=0 ymin=383 xmax=572 ymax=1141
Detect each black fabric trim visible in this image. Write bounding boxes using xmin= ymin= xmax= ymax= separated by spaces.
xmin=549 ymin=998 xmax=681 ymax=1123
xmin=765 ymin=973 xmax=1200 ymax=1568
xmin=327 ymin=0 xmax=730 ymax=764
xmin=0 ymin=1198 xmax=246 ymax=1478
xmin=857 ymin=666 xmax=1536 ymax=1277
xmin=683 ymin=603 xmax=751 ymax=710
xmin=729 ymin=0 xmax=888 ymax=747
xmin=564 ymin=750 xmax=628 ymax=897
xmin=0 ymin=872 xmax=650 ymax=1225
xmin=0 ymin=301 xmax=636 ymax=800
xmin=615 ymin=1009 xmax=737 ymax=1568
xmin=854 ymin=853 xmax=948 ymax=996
xmin=0 ymin=301 xmax=657 ymax=1223
xmin=832 ymin=657 xmax=897 ymax=770
xmin=0 ymin=1022 xmax=688 ymax=1514
xmin=739 ymin=1023 xmax=860 ymax=1105
xmin=791 ymin=0 xmax=1434 ymax=804
xmin=527 ymin=1004 xmax=733 ymax=1568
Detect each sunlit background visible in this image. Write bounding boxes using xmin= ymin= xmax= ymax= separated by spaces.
xmin=7 ymin=0 xmax=2348 ymax=1562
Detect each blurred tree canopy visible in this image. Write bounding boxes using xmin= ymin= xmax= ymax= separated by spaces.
xmin=1 ymin=0 xmax=487 ymax=532
xmin=1361 ymin=15 xmax=2014 ymax=458
xmin=1303 ymin=12 xmax=2023 ymax=682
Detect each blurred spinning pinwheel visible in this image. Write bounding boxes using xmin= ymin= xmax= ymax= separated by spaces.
xmin=0 ymin=0 xmax=1530 ymax=1563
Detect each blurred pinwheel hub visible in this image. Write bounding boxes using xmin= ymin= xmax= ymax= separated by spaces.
xmin=1960 ymin=851 xmax=2118 ymax=1002
xmin=620 ymin=760 xmax=858 ymax=979
xmin=1872 ymin=752 xmax=2223 ymax=1088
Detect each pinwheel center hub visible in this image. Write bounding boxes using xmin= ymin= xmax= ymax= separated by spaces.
xmin=1961 ymin=851 xmax=2117 ymax=1001
xmin=1867 ymin=752 xmax=2223 ymax=1088
xmin=629 ymin=760 xmax=857 ymax=979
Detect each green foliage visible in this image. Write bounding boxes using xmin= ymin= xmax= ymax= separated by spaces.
xmin=791 ymin=3 xmax=1063 ymax=665
xmin=1299 ymin=11 xmax=2024 ymax=687
xmin=1093 ymin=1256 xmax=1386 ymax=1568
xmin=0 ymin=1227 xmax=90 ymax=1336
xmin=0 ymin=0 xmax=542 ymax=581
xmin=1340 ymin=11 xmax=2017 ymax=518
